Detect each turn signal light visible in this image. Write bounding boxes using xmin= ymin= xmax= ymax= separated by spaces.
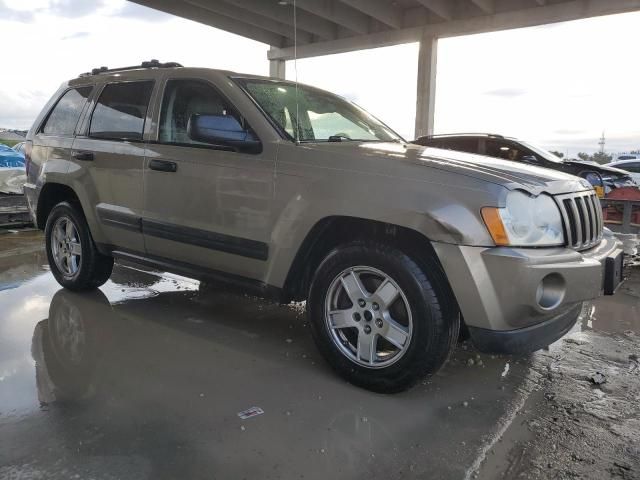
xmin=481 ymin=207 xmax=509 ymax=246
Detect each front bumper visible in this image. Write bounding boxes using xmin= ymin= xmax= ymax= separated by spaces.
xmin=433 ymin=232 xmax=623 ymax=351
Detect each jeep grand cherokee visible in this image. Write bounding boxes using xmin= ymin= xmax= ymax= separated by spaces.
xmin=24 ymin=61 xmax=624 ymax=392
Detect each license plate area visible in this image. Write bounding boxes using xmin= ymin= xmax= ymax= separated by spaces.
xmin=603 ymin=251 xmax=624 ymax=295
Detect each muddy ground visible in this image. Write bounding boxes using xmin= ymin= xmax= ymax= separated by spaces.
xmin=0 ymin=230 xmax=639 ymax=480
xmin=477 ymin=268 xmax=640 ymax=480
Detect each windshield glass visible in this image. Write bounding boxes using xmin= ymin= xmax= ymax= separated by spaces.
xmin=236 ymin=79 xmax=403 ymax=143
xmin=519 ymin=141 xmax=564 ymax=163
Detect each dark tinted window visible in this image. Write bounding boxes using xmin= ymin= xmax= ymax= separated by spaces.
xmin=486 ymin=139 xmax=526 ymax=161
xmin=621 ymin=162 xmax=640 ymax=173
xmin=428 ymin=137 xmax=478 ymax=154
xmin=447 ymin=138 xmax=478 ymax=154
xmin=42 ymin=87 xmax=92 ymax=136
xmin=159 ymin=80 xmax=245 ymax=145
xmin=90 ymin=81 xmax=153 ymax=140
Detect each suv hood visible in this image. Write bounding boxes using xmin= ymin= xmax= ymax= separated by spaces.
xmin=319 ymin=142 xmax=590 ymax=195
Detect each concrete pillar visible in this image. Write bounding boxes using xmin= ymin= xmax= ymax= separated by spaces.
xmin=414 ymin=33 xmax=438 ymax=139
xmin=269 ymin=57 xmax=286 ymax=80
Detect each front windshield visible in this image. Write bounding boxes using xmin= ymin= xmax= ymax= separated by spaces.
xmin=519 ymin=141 xmax=564 ymax=163
xmin=236 ymin=79 xmax=403 ymax=143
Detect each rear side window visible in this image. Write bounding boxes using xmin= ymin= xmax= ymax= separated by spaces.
xmin=486 ymin=140 xmax=525 ymax=161
xmin=90 ymin=81 xmax=154 ymax=141
xmin=434 ymin=138 xmax=478 ymax=154
xmin=621 ymin=162 xmax=640 ymax=173
xmin=42 ymin=87 xmax=92 ymax=136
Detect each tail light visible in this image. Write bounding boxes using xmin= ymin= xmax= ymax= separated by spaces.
xmin=24 ymin=141 xmax=33 ymax=176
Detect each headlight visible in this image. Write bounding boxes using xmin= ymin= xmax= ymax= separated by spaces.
xmin=481 ymin=191 xmax=564 ymax=246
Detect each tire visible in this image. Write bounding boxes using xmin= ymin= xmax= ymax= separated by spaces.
xmin=308 ymin=242 xmax=460 ymax=393
xmin=45 ymin=201 xmax=113 ymax=290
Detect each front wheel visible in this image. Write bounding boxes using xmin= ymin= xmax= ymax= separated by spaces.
xmin=45 ymin=201 xmax=113 ymax=290
xmin=308 ymin=242 xmax=459 ymax=393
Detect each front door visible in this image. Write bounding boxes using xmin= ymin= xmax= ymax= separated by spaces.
xmin=142 ymin=78 xmax=275 ymax=281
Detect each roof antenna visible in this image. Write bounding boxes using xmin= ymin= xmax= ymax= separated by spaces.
xmin=293 ymin=0 xmax=301 ymax=145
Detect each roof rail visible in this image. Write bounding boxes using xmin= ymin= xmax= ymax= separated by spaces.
xmin=417 ymin=132 xmax=505 ymax=139
xmin=79 ymin=59 xmax=183 ymax=77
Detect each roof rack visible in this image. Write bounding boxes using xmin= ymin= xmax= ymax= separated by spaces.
xmin=79 ymin=59 xmax=183 ymax=77
xmin=418 ymin=133 xmax=505 ymax=139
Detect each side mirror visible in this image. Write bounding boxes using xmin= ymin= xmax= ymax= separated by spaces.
xmin=521 ymin=155 xmax=539 ymax=164
xmin=187 ymin=114 xmax=261 ymax=153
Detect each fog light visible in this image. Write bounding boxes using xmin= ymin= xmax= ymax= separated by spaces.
xmin=536 ymin=273 xmax=565 ymax=310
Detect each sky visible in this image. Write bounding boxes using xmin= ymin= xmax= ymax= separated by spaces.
xmin=0 ymin=0 xmax=639 ymax=156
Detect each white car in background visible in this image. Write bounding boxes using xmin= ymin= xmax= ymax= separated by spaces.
xmin=606 ymin=158 xmax=640 ymax=184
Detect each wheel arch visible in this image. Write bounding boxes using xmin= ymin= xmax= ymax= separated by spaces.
xmin=281 ymin=216 xmax=458 ymax=314
xmin=36 ymin=183 xmax=83 ymax=229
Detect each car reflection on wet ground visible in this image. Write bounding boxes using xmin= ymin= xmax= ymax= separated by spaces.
xmin=0 ymin=231 xmax=638 ymax=480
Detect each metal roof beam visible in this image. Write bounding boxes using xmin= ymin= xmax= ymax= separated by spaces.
xmin=469 ymin=0 xmax=494 ymax=14
xmin=337 ymin=0 xmax=403 ymax=29
xmin=223 ymin=0 xmax=337 ymax=40
xmin=295 ymin=0 xmax=370 ymax=35
xmin=185 ymin=0 xmax=312 ymax=43
xmin=415 ymin=0 xmax=455 ymax=20
xmin=132 ymin=0 xmax=286 ymax=46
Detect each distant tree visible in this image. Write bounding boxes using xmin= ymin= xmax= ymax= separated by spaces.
xmin=591 ymin=151 xmax=612 ymax=164
xmin=549 ymin=150 xmax=564 ymax=158
xmin=575 ymin=151 xmax=613 ymax=164
xmin=630 ymin=150 xmax=640 ymax=154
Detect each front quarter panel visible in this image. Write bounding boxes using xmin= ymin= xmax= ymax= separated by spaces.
xmin=265 ymin=142 xmax=502 ymax=287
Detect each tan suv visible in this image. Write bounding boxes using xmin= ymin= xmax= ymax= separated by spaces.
xmin=24 ymin=61 xmax=624 ymax=392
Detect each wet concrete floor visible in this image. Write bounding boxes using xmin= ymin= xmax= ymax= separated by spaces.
xmin=0 ymin=230 xmax=638 ymax=480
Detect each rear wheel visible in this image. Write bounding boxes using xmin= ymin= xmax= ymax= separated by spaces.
xmin=45 ymin=201 xmax=113 ymax=290
xmin=308 ymin=242 xmax=459 ymax=393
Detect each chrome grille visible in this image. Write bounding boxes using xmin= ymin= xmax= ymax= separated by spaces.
xmin=555 ymin=191 xmax=603 ymax=250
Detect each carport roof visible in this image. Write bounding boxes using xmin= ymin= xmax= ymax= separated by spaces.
xmin=132 ymin=0 xmax=640 ymax=59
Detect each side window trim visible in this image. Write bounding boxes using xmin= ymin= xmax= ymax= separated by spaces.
xmin=74 ymin=84 xmax=101 ymax=138
xmin=155 ymin=77 xmax=261 ymax=154
xmin=87 ymin=79 xmax=155 ymax=143
xmin=75 ymin=82 xmax=104 ymax=138
xmin=37 ymin=86 xmax=93 ymax=137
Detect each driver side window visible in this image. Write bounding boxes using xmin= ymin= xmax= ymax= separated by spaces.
xmin=159 ymin=79 xmax=245 ymax=146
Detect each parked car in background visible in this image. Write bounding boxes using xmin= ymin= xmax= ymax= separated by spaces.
xmin=413 ymin=133 xmax=636 ymax=197
xmin=12 ymin=142 xmax=26 ymax=155
xmin=0 ymin=144 xmax=26 ymax=194
xmin=614 ymin=154 xmax=639 ymax=162
xmin=25 ymin=62 xmax=624 ymax=392
xmin=0 ymin=143 xmax=30 ymax=227
xmin=605 ymin=159 xmax=640 ymax=184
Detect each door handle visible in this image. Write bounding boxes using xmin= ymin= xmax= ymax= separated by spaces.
xmin=149 ymin=159 xmax=177 ymax=173
xmin=72 ymin=151 xmax=94 ymax=161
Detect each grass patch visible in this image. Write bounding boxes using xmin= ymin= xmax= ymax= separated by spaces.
xmin=0 ymin=139 xmax=20 ymax=148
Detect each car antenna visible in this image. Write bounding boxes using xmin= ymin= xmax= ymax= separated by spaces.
xmin=293 ymin=0 xmax=301 ymax=145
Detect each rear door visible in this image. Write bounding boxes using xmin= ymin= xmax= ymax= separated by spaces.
xmin=71 ymin=80 xmax=155 ymax=253
xmin=142 ymin=77 xmax=276 ymax=281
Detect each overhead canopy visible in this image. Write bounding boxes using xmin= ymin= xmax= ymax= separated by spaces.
xmin=133 ymin=0 xmax=640 ymax=59
xmin=131 ymin=0 xmax=640 ymax=137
